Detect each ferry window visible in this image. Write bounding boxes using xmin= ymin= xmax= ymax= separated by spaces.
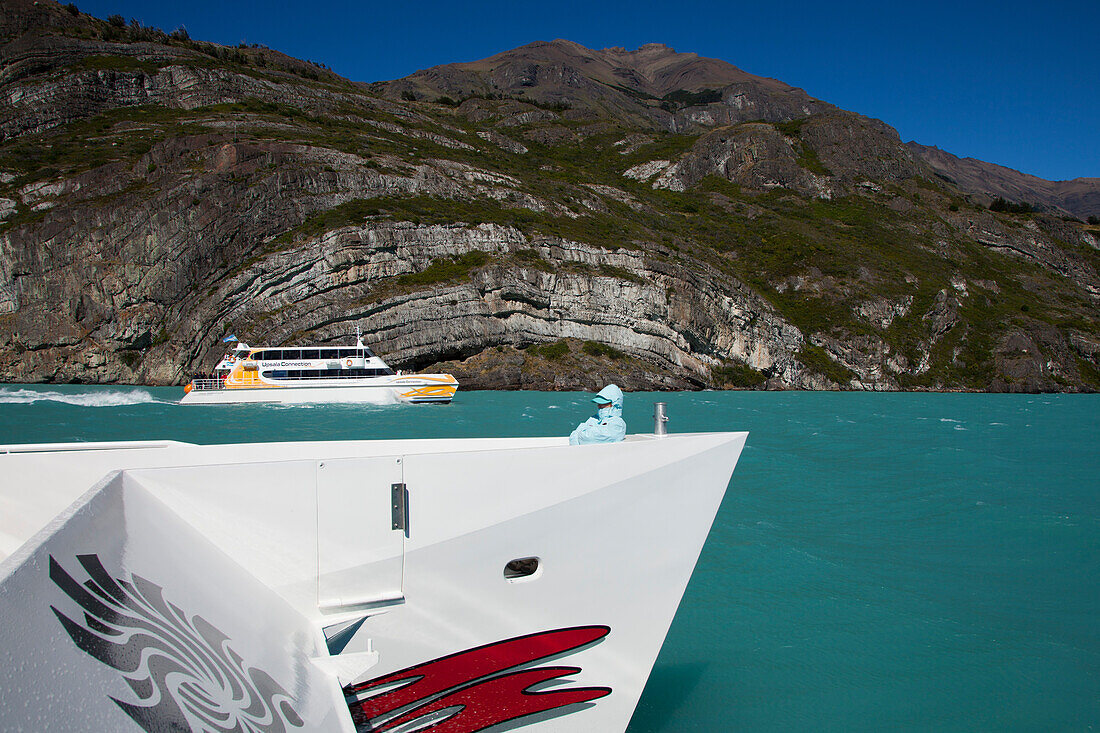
xmin=320 ymin=348 xmax=336 ymax=357
xmin=264 ymin=350 xmax=280 ymax=360
xmin=338 ymin=348 xmax=357 ymax=358
xmin=363 ymin=347 xmax=376 ymax=357
xmin=273 ymin=370 xmax=287 ymax=378
xmin=301 ymin=349 xmax=319 ymax=360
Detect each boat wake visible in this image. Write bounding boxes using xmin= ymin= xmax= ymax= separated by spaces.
xmin=0 ymin=388 xmax=161 ymax=408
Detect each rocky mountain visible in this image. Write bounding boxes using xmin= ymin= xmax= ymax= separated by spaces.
xmin=908 ymin=143 xmax=1100 ymax=221
xmin=1 ymin=0 xmax=1098 ymax=393
xmin=374 ymin=39 xmax=833 ymax=133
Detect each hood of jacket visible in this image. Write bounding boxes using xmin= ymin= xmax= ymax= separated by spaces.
xmin=592 ymin=384 xmax=624 ymax=418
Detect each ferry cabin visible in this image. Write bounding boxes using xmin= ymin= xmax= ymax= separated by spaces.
xmin=240 ymin=346 xmax=396 ymax=381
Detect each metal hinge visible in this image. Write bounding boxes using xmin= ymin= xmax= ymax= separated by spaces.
xmin=391 ymin=482 xmax=409 ymax=536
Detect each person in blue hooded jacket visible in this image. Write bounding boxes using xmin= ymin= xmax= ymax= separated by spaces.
xmin=569 ymin=384 xmax=627 ymax=445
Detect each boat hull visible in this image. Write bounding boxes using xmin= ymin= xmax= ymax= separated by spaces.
xmin=179 ymin=375 xmax=458 ymax=405
xmin=0 ymin=432 xmax=747 ymax=732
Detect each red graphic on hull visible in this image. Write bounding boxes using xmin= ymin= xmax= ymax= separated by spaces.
xmin=345 ymin=625 xmax=611 ymax=732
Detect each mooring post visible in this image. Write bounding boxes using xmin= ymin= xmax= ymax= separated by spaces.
xmin=653 ymin=402 xmax=668 ymax=437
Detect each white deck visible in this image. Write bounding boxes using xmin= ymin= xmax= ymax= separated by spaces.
xmin=0 ymin=436 xmax=566 ymax=560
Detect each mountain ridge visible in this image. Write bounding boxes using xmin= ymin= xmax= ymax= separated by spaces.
xmin=906 ymin=142 xmax=1100 ymax=219
xmin=376 ymin=38 xmax=1100 ymax=219
xmin=372 ymin=38 xmax=833 ymax=135
xmin=446 ymin=39 xmax=796 ymax=98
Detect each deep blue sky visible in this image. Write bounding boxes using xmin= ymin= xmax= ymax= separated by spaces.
xmin=74 ymin=0 xmax=1099 ymax=181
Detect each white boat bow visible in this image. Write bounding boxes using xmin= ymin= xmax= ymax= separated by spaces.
xmin=0 ymin=431 xmax=747 ymax=732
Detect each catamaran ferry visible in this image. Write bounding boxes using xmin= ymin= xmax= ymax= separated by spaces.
xmin=181 ymin=334 xmax=458 ymax=405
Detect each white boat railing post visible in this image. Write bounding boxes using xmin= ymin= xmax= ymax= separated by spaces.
xmin=653 ymin=402 xmax=668 ymax=437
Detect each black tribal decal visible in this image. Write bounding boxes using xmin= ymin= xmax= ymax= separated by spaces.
xmin=50 ymin=554 xmax=304 ymax=732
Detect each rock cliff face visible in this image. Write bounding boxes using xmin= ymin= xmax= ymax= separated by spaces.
xmin=1 ymin=1 xmax=1097 ymax=392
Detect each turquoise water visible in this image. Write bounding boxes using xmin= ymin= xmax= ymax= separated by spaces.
xmin=1 ymin=385 xmax=1097 ymax=730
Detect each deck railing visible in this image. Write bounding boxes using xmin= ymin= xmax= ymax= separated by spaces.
xmin=189 ymin=378 xmax=226 ymax=391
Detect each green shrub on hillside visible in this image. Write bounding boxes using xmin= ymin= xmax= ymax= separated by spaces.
xmin=527 ymin=340 xmax=570 ymax=359
xmin=797 ymin=345 xmax=855 ymax=385
xmin=989 ymin=197 xmax=1033 ymax=214
xmin=512 ymin=248 xmax=554 ymax=272
xmin=395 ymin=251 xmax=491 ymax=288
xmin=774 ymin=119 xmax=808 ymax=137
xmin=711 ymin=361 xmax=766 ymax=388
xmin=797 ymin=145 xmax=832 ymax=177
xmin=597 ymin=264 xmax=645 ymax=283
xmin=582 ymin=341 xmax=625 ymax=359
xmin=662 ymin=88 xmax=722 ymax=107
